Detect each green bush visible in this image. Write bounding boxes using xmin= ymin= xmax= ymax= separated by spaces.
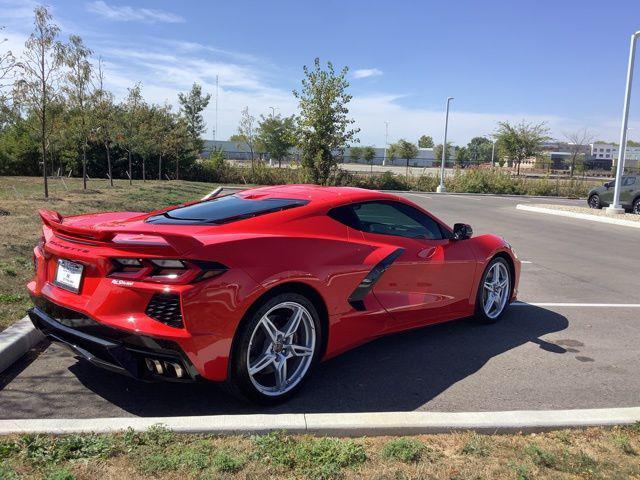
xmin=381 ymin=437 xmax=424 ymax=463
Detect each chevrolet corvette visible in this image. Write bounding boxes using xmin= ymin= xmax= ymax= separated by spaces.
xmin=28 ymin=185 xmax=520 ymax=404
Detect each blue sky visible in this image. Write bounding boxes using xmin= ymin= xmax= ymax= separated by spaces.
xmin=2 ymin=0 xmax=640 ymax=145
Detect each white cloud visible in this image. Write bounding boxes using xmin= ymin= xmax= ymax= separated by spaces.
xmin=85 ymin=1 xmax=184 ymax=24
xmin=352 ymin=68 xmax=383 ymax=79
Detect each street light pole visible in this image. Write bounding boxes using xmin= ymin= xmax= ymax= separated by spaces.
xmin=383 ymin=121 xmax=389 ymax=166
xmin=437 ymin=97 xmax=454 ymax=193
xmin=607 ymin=31 xmax=640 ymax=215
xmin=491 ymin=139 xmax=496 ymax=167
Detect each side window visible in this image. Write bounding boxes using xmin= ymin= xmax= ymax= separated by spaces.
xmin=330 ymin=201 xmax=443 ymax=240
xmin=624 ymin=176 xmax=636 ymax=186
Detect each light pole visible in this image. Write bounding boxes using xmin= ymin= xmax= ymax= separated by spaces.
xmin=383 ymin=121 xmax=389 ymax=166
xmin=491 ymin=139 xmax=496 ymax=167
xmin=607 ymin=31 xmax=640 ymax=215
xmin=437 ymin=97 xmax=454 ymax=193
xmin=269 ymin=106 xmax=277 ymax=117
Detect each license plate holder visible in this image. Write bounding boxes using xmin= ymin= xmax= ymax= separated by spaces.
xmin=54 ymin=259 xmax=84 ymax=294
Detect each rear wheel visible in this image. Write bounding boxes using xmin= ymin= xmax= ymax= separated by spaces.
xmin=227 ymin=292 xmax=321 ymax=404
xmin=588 ymin=194 xmax=601 ymax=209
xmin=474 ymin=257 xmax=511 ymax=324
xmin=633 ymin=198 xmax=640 ymax=215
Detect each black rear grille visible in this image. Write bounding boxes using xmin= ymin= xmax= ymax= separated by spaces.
xmin=145 ymin=294 xmax=183 ymax=328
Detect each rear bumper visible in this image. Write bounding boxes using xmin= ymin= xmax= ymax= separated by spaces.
xmin=28 ymin=301 xmax=199 ymax=382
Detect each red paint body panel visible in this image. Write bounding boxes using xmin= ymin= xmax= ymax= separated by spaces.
xmin=27 ymin=185 xmax=520 ymax=382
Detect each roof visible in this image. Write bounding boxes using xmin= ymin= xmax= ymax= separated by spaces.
xmin=237 ymin=184 xmax=396 ymax=207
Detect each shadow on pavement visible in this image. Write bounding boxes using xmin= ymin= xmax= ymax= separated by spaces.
xmin=57 ymin=304 xmax=568 ymax=416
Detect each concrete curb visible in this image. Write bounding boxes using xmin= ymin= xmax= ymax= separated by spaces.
xmin=0 ymin=407 xmax=638 ymax=437
xmin=384 ymin=190 xmax=580 ymax=200
xmin=516 ymin=204 xmax=640 ymax=229
xmin=0 ymin=316 xmax=44 ymax=376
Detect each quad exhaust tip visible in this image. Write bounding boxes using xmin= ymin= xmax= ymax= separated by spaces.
xmin=144 ymin=358 xmax=185 ymax=378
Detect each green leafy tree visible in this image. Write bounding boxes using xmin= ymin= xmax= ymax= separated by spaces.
xmin=230 ymin=106 xmax=257 ymax=171
xmin=14 ymin=6 xmax=63 ymax=197
xmin=256 ymin=114 xmax=296 ymax=168
xmin=433 ymin=142 xmax=453 ymax=168
xmin=349 ymin=145 xmax=363 ymax=163
xmin=388 ymin=139 xmax=419 ymax=178
xmin=362 ymin=145 xmax=376 ymax=173
xmin=0 ymin=26 xmax=18 ymax=127
xmin=178 ymin=82 xmax=210 ymax=154
xmin=495 ymin=120 xmax=550 ymax=175
xmin=418 ymin=135 xmax=434 ymax=148
xmin=293 ymin=58 xmax=359 ymax=184
xmin=90 ymin=58 xmax=116 ymax=185
xmin=116 ymin=83 xmax=144 ymax=184
xmin=466 ymin=137 xmax=493 ymax=166
xmin=564 ymin=129 xmax=593 ymax=176
xmin=456 ymin=146 xmax=469 ymax=168
xmin=61 ymin=34 xmax=93 ymax=189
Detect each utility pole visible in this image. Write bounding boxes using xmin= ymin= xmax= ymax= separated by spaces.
xmin=491 ymin=139 xmax=496 ymax=167
xmin=437 ymin=97 xmax=454 ymax=193
xmin=383 ymin=121 xmax=389 ymax=166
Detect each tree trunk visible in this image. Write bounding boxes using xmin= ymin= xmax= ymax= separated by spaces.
xmin=105 ymin=142 xmax=113 ymax=187
xmin=158 ymin=154 xmax=162 ymax=180
xmin=175 ymin=157 xmax=179 ymax=180
xmin=41 ymin=46 xmax=48 ymax=199
xmin=516 ymin=160 xmax=521 ymax=176
xmin=82 ymin=142 xmax=87 ymax=189
xmin=128 ymin=150 xmax=132 ymax=185
xmin=142 ymin=157 xmax=146 ymax=182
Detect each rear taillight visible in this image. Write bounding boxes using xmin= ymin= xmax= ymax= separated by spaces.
xmin=109 ymin=258 xmax=227 ymax=284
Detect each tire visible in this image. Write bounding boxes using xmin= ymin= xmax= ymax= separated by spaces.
xmin=225 ymin=292 xmax=322 ymax=405
xmin=633 ymin=198 xmax=640 ymax=215
xmin=588 ymin=194 xmax=601 ymax=209
xmin=473 ymin=257 xmax=512 ymax=324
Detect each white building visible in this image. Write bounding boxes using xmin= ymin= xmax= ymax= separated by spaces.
xmin=590 ymin=143 xmax=640 ymax=171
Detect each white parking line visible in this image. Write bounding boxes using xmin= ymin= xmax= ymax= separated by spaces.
xmin=520 ymin=260 xmax=533 ymax=264
xmin=513 ymin=302 xmax=640 ymax=308
xmin=404 ymin=193 xmax=433 ymax=199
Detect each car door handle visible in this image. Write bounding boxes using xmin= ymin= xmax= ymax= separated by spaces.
xmin=418 ymin=247 xmax=436 ymax=259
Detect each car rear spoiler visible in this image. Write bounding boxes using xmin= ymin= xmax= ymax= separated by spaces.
xmin=38 ymin=209 xmax=203 ymax=255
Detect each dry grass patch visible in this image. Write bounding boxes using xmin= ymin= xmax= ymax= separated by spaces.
xmin=0 ymin=424 xmax=639 ymax=479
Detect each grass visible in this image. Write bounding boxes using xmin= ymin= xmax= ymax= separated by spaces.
xmin=0 ymin=424 xmax=639 ymax=479
xmin=0 ymin=176 xmax=219 ymax=330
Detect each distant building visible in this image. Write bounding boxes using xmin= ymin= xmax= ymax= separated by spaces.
xmin=201 ymin=140 xmax=443 ymax=168
xmin=591 ymin=142 xmax=640 ymax=171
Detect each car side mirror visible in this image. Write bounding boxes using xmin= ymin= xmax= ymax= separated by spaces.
xmin=604 ymin=182 xmax=612 ymax=189
xmin=453 ymin=223 xmax=473 ymax=240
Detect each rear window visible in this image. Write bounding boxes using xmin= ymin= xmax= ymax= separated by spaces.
xmin=146 ymin=194 xmax=309 ymax=225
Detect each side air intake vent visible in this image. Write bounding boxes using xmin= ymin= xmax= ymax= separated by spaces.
xmin=145 ymin=294 xmax=183 ymax=328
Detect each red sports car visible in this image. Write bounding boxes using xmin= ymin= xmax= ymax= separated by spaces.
xmin=28 ymin=185 xmax=520 ymax=403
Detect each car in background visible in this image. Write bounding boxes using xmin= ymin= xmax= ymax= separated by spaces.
xmin=28 ymin=185 xmax=520 ymax=404
xmin=588 ymin=175 xmax=640 ymax=214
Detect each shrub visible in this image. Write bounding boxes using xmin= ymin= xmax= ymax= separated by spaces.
xmin=461 ymin=434 xmax=491 ymax=457
xmin=381 ymin=437 xmax=424 ymax=463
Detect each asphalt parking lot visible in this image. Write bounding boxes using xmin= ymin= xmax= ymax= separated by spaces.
xmin=0 ymin=193 xmax=638 ymax=419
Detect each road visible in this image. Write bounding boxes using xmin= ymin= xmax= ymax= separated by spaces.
xmin=0 ymin=193 xmax=638 ymax=418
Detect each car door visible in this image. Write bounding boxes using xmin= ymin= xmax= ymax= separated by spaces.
xmin=600 ymin=180 xmax=615 ymax=205
xmin=346 ymin=201 xmax=477 ymax=331
xmin=620 ymin=176 xmax=637 ymax=207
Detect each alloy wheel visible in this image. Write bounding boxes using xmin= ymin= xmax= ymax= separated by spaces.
xmin=589 ymin=195 xmax=600 ymax=209
xmin=634 ymin=200 xmax=640 ymax=215
xmin=246 ymin=301 xmax=316 ymax=397
xmin=482 ymin=262 xmax=510 ymax=319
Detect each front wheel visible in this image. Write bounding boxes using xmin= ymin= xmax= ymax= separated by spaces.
xmin=588 ymin=194 xmax=601 ymax=209
xmin=633 ymin=198 xmax=640 ymax=215
xmin=226 ymin=293 xmax=321 ymax=404
xmin=474 ymin=257 xmax=512 ymax=324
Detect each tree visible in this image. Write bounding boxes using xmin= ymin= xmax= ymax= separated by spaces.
xmin=388 ymin=139 xmax=419 ymax=178
xmin=230 ymin=106 xmax=257 ymax=171
xmin=178 ymin=82 xmax=210 ymax=154
xmin=117 ymin=83 xmax=144 ymax=184
xmin=349 ymin=145 xmax=363 ymax=163
xmin=90 ymin=58 xmax=116 ymax=186
xmin=418 ymin=135 xmax=434 ymax=148
xmin=256 ymin=114 xmax=296 ymax=168
xmin=362 ymin=145 xmax=376 ymax=173
xmin=61 ymin=35 xmax=93 ymax=189
xmin=0 ymin=26 xmax=18 ymax=127
xmin=433 ymin=142 xmax=453 ymax=168
xmin=293 ymin=58 xmax=359 ymax=184
xmin=455 ymin=146 xmax=469 ymax=168
xmin=14 ymin=6 xmax=63 ymax=197
xmin=467 ymin=136 xmax=493 ymax=166
xmin=564 ymin=128 xmax=594 ymax=176
xmin=494 ymin=120 xmax=550 ymax=175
